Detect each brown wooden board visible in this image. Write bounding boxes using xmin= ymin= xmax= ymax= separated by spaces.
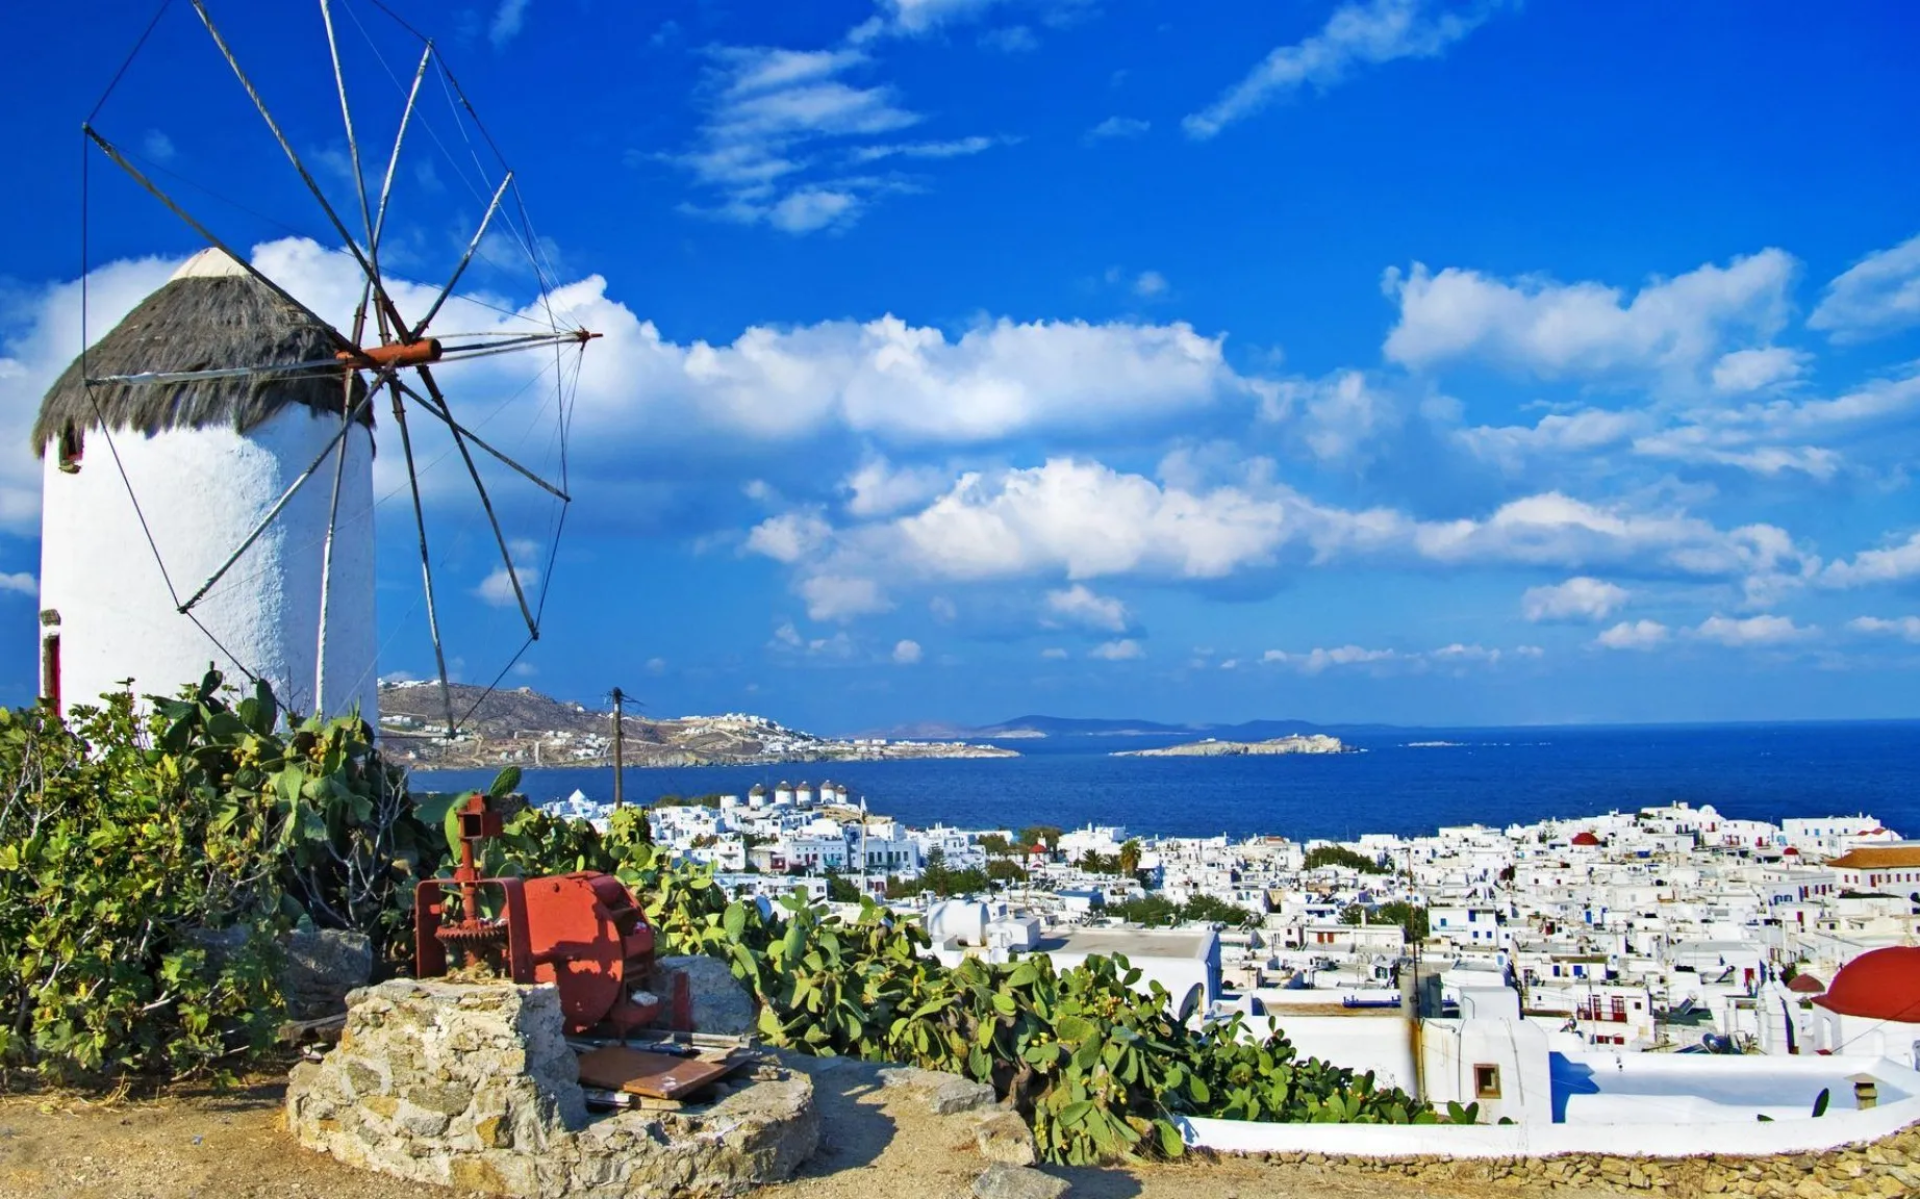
xmin=574 ymin=1045 xmax=746 ymax=1100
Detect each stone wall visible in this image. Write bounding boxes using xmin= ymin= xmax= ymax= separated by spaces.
xmin=287 ymin=979 xmax=818 ymax=1198
xmin=1234 ymin=1123 xmax=1920 ymax=1198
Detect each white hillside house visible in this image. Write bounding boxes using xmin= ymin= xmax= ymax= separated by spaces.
xmin=35 ymin=249 xmax=377 ymax=722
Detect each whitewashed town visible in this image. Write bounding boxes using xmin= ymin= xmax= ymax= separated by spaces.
xmin=539 ymin=778 xmax=1920 ymax=1147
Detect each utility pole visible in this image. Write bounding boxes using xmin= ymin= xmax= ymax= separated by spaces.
xmin=611 ymin=687 xmax=627 ymax=808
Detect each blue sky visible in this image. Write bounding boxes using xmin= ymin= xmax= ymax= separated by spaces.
xmin=3 ymin=0 xmax=1920 ymax=731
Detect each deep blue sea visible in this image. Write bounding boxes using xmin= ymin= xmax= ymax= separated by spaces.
xmin=412 ymin=722 xmax=1920 ymax=843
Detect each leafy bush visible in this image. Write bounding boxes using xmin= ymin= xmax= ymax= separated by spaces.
xmin=1302 ymin=844 xmax=1386 ymax=873
xmin=0 ymin=674 xmax=445 ymax=1083
xmin=1109 ymin=893 xmax=1256 ymax=928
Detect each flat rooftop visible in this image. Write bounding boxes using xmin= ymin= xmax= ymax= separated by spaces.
xmin=1037 ymin=928 xmax=1213 ymax=961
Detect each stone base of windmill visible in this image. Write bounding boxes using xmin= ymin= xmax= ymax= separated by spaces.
xmin=286 ymin=979 xmax=818 ymax=1198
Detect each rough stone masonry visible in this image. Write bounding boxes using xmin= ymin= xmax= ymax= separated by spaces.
xmin=286 ymin=978 xmax=819 ymax=1198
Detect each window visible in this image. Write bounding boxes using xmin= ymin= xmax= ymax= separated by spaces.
xmin=57 ymin=423 xmax=83 ymax=473
xmin=39 ymin=633 xmax=59 ymax=710
xmin=1474 ymin=1064 xmax=1501 ymax=1099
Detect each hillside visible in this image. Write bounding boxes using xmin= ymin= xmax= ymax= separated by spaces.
xmin=375 ymin=682 xmax=1014 ymax=771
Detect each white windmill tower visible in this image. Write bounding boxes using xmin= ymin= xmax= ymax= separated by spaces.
xmin=36 ymin=0 xmax=591 ymax=732
xmin=35 ymin=248 xmax=381 ymax=721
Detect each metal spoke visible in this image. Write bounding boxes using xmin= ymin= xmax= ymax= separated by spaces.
xmin=397 ymin=376 xmax=570 ymax=501
xmin=84 ymin=125 xmax=356 ymax=355
xmin=390 ymin=390 xmax=457 ymax=737
xmin=90 ymin=357 xmax=347 ymax=386
xmin=411 ymin=169 xmax=512 ymax=339
xmin=319 ymin=0 xmax=376 ymax=254
xmin=317 ymin=276 xmax=378 ymax=715
xmin=177 ymin=373 xmax=390 ymax=614
xmin=188 ymin=0 xmax=409 ymax=338
xmin=411 ymin=365 xmax=540 ymax=639
xmin=373 ymin=43 xmax=433 ymax=261
xmin=313 ymin=369 xmax=358 ymax=714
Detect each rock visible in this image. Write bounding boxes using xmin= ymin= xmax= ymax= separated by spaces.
xmin=654 ymin=954 xmax=756 ymax=1036
xmin=283 ymin=928 xmax=373 ymax=1020
xmin=288 ymin=978 xmax=819 ymax=1197
xmin=879 ymin=1066 xmax=997 ymax=1115
xmin=973 ymin=1163 xmax=1070 ymax=1199
xmin=975 ymin=1111 xmax=1037 ymax=1166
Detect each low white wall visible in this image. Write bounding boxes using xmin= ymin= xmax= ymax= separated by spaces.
xmin=1180 ymin=1095 xmax=1920 ymax=1158
xmin=1179 ymin=1056 xmax=1920 ymax=1159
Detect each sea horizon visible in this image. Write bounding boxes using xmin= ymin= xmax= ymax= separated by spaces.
xmin=415 ymin=719 xmax=1920 ymax=845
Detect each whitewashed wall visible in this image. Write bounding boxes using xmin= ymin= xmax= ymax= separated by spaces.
xmin=38 ymin=406 xmax=377 ymax=725
xmin=1179 ymin=1054 xmax=1920 ymax=1158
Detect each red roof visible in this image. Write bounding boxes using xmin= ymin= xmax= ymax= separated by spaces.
xmin=1782 ymin=847 xmax=1800 ymax=856
xmin=1571 ymin=831 xmax=1602 ymax=847
xmin=1786 ymin=973 xmax=1825 ymax=994
xmin=1813 ymin=948 xmax=1920 ymax=1023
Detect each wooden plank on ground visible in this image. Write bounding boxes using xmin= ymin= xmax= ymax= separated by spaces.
xmin=575 ymin=1046 xmax=742 ymax=1101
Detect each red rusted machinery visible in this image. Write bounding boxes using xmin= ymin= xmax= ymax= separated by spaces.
xmin=416 ymin=795 xmax=687 ymax=1035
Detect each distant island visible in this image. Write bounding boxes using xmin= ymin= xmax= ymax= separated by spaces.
xmin=377 ymin=682 xmax=1017 ymax=770
xmin=1113 ymin=733 xmax=1350 ymax=758
xmin=867 ymin=713 xmax=1384 ymax=741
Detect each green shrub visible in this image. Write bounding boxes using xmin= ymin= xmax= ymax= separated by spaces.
xmin=1302 ymin=844 xmax=1386 ymax=873
xmin=0 ymin=674 xmax=444 ymax=1083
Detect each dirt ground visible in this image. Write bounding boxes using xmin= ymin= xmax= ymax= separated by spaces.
xmin=0 ymin=1061 xmax=1581 ymax=1199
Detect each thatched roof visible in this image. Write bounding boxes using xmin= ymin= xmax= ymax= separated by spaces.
xmin=34 ymin=250 xmax=371 ymax=457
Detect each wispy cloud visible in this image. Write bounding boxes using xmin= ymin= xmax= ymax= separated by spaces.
xmin=1184 ymin=0 xmax=1501 ymax=140
xmin=1084 ymin=116 xmax=1150 ymax=144
xmin=980 ymin=25 xmax=1040 ymax=52
xmin=852 ymin=0 xmax=1087 ymax=42
xmin=673 ymin=47 xmax=1000 ymax=234
xmin=1849 ymin=615 xmax=1920 ymax=643
xmin=849 ymin=136 xmax=1002 ymax=164
xmin=489 ymin=0 xmax=532 ymax=49
xmin=1261 ymin=641 xmax=1527 ymax=675
xmin=1809 ymin=231 xmax=1920 ymax=343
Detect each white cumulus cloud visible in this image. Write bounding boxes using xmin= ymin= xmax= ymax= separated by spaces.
xmin=476 ymin=563 xmax=540 ymax=608
xmin=1693 ymin=613 xmax=1818 ymax=647
xmin=1045 ymin=583 xmax=1130 ymax=632
xmin=1823 ymin=531 xmax=1920 ymax=588
xmin=1089 ymin=638 xmax=1145 ymax=661
xmin=1594 ymin=620 xmax=1669 ymax=651
xmin=892 ymin=638 xmax=923 ymax=664
xmin=1521 ymin=577 xmax=1629 ymax=623
xmin=1382 ymin=251 xmax=1797 ymax=385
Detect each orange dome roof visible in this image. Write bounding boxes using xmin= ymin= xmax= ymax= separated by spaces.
xmin=1814 ymin=948 xmax=1920 ymax=1022
xmin=1571 ymin=831 xmax=1602 ymax=847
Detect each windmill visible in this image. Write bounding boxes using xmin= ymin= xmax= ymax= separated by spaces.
xmin=38 ymin=0 xmax=590 ymax=735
